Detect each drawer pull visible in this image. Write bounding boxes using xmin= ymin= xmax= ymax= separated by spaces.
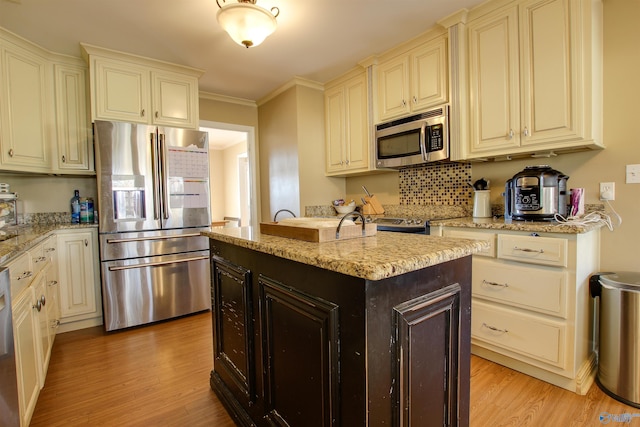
xmin=513 ymin=246 xmax=544 ymax=254
xmin=482 ymin=323 xmax=508 ymax=334
xmin=482 ymin=280 xmax=509 ymax=288
xmin=17 ymin=271 xmax=33 ymax=280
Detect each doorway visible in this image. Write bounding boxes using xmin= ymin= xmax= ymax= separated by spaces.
xmin=200 ymin=120 xmax=259 ymax=228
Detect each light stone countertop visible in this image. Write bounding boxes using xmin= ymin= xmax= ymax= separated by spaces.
xmin=202 ymin=227 xmax=486 ymax=281
xmin=0 ymin=223 xmax=98 ymax=265
xmin=431 ymin=216 xmax=604 ymax=234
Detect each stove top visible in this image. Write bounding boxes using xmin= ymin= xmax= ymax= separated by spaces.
xmin=369 ymin=217 xmax=429 ymax=234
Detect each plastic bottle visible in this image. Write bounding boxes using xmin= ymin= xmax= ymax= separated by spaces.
xmin=71 ymin=190 xmax=80 ymax=224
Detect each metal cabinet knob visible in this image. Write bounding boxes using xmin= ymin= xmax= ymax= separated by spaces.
xmin=85 ymin=239 xmax=88 ymax=247
xmin=8 ymin=149 xmax=13 ymax=157
xmin=62 ymin=155 xmax=66 ymax=163
xmin=141 ymin=109 xmax=145 ymax=117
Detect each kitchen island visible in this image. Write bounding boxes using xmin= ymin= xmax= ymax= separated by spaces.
xmin=202 ymin=227 xmax=486 ymax=427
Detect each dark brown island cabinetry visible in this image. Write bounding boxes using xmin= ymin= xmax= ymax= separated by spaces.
xmin=208 ymin=239 xmax=471 ymax=427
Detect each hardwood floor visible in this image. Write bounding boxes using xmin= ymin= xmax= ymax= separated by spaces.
xmin=31 ymin=312 xmax=636 ymax=426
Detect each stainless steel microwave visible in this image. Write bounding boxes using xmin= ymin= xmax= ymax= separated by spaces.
xmin=375 ymin=105 xmax=449 ymax=169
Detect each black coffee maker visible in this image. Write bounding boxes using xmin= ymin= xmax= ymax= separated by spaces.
xmin=504 ymin=165 xmax=569 ymax=220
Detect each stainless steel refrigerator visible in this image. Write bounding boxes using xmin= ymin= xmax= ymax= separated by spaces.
xmin=94 ymin=120 xmax=211 ymax=331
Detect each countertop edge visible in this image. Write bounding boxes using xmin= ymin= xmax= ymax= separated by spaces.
xmin=431 ymin=217 xmax=604 ymax=234
xmin=203 ymin=228 xmax=486 ymax=281
xmin=0 ymin=223 xmax=98 ymax=266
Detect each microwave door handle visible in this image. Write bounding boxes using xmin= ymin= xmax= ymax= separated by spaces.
xmin=420 ymin=123 xmax=430 ymax=162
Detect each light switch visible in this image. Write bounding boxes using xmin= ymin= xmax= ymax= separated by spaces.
xmin=626 ymin=164 xmax=640 ymax=184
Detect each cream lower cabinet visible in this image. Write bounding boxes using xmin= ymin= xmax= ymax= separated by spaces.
xmin=441 ymin=226 xmax=600 ymax=394
xmin=12 ymin=287 xmax=41 ymax=427
xmin=56 ymin=228 xmax=102 ymax=332
xmin=8 ymin=238 xmax=56 ymax=427
xmin=454 ymin=0 xmax=603 ymax=160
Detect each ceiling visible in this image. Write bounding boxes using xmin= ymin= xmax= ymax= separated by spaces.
xmin=0 ymin=0 xmax=482 ymax=102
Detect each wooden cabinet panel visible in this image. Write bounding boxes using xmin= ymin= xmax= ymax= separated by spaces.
xmin=497 ymin=234 xmax=568 ymax=267
xmin=472 ymin=299 xmax=566 ymax=368
xmin=472 ymin=257 xmax=567 ymax=317
xmin=93 ymin=57 xmax=149 ymax=124
xmin=12 ymin=287 xmax=40 ymax=427
xmin=56 ymin=230 xmax=99 ymax=322
xmin=211 ymin=256 xmax=255 ymax=405
xmin=151 ymin=71 xmax=199 ymax=128
xmin=377 ymin=35 xmax=448 ymax=122
xmin=259 ymin=275 xmax=339 ymax=427
xmin=0 ymin=41 xmax=51 ymax=172
xmin=392 ymin=283 xmax=462 ymax=427
xmin=462 ymin=0 xmax=603 ymax=160
xmin=324 ymin=69 xmax=371 ymax=176
xmin=54 ymin=63 xmax=92 ymax=172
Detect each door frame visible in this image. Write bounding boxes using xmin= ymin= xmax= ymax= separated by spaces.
xmin=200 ymin=120 xmax=260 ymax=228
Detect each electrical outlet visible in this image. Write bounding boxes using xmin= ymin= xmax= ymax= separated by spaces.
xmin=600 ymin=182 xmax=615 ymax=201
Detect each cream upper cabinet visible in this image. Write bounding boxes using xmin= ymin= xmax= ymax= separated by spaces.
xmin=0 ymin=27 xmax=94 ymax=175
xmin=53 ymin=62 xmax=93 ymax=173
xmin=464 ymin=0 xmax=603 ymax=159
xmin=82 ymin=44 xmax=202 ymax=129
xmin=377 ymin=35 xmax=448 ymax=122
xmin=325 ymin=68 xmax=372 ymax=176
xmin=0 ymin=37 xmax=52 ymax=173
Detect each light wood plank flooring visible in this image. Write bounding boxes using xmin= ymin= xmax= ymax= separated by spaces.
xmin=31 ymin=312 xmax=636 ymax=426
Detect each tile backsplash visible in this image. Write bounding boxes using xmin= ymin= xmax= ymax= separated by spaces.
xmin=399 ymin=162 xmax=472 ymax=205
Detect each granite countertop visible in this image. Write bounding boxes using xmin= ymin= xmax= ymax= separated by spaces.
xmin=0 ymin=223 xmax=98 ymax=265
xmin=202 ymin=227 xmax=486 ymax=281
xmin=431 ymin=216 xmax=604 ymax=234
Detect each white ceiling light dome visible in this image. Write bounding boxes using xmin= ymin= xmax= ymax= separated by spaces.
xmin=216 ymin=0 xmax=280 ymax=48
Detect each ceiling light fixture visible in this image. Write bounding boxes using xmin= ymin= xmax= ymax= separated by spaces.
xmin=216 ymin=0 xmax=280 ymax=48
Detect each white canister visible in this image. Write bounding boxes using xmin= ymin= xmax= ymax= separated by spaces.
xmin=473 ymin=190 xmax=492 ymax=218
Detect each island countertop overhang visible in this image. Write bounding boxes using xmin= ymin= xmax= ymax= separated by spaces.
xmin=202 ymin=227 xmax=487 ymax=281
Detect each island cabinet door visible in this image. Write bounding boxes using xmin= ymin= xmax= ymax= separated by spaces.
xmin=259 ymin=274 xmax=340 ymax=427
xmin=392 ymin=283 xmax=462 ymax=427
xmin=210 ymin=256 xmax=256 ymax=409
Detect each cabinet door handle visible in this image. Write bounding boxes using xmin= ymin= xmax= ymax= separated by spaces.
xmin=8 ymin=149 xmax=13 ymax=157
xmin=482 ymin=323 xmax=508 ymax=334
xmin=401 ymin=99 xmax=407 ymax=107
xmin=523 ymin=127 xmax=529 ymax=137
xmin=85 ymin=239 xmax=88 ymax=247
xmin=40 ymin=295 xmax=46 ymax=307
xmin=513 ymin=246 xmax=544 ymax=254
xmin=345 ymin=159 xmax=349 ymax=165
xmin=141 ymin=109 xmax=145 ymax=117
xmin=508 ymin=129 xmax=514 ymax=139
xmin=49 ymin=280 xmax=58 ymax=287
xmin=17 ymin=271 xmax=33 ymax=280
xmin=412 ymin=96 xmax=417 ymax=104
xmin=482 ymin=279 xmax=509 ymax=288
xmin=155 ymin=111 xmax=159 ymax=118
xmin=45 ymin=247 xmax=56 ymax=253
xmin=62 ymin=155 xmax=66 ymax=163
xmin=33 ymin=300 xmax=42 ymax=312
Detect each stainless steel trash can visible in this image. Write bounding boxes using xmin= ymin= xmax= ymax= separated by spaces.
xmin=590 ymin=272 xmax=640 ymax=408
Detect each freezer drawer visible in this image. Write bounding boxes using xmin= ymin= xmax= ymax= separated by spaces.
xmin=99 ymin=229 xmax=209 ymax=262
xmin=101 ymin=250 xmax=210 ymax=331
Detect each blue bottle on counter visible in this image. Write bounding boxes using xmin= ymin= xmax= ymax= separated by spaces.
xmin=71 ymin=190 xmax=80 ymax=224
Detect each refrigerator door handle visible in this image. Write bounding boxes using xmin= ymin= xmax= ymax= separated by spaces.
xmin=159 ymin=133 xmax=170 ymax=220
xmin=106 ymin=233 xmax=202 ymax=244
xmin=108 ymin=255 xmax=209 ymax=271
xmin=150 ymin=132 xmax=161 ymax=220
